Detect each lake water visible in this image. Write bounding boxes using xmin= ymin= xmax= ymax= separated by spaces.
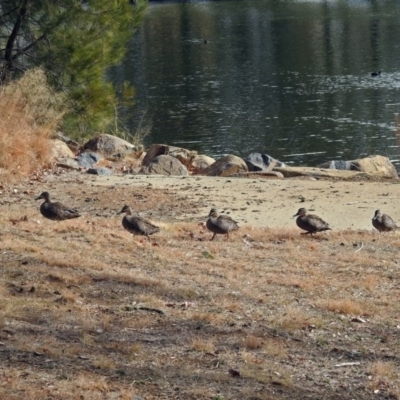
xmin=113 ymin=0 xmax=400 ymax=168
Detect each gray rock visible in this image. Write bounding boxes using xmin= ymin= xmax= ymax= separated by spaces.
xmin=245 ymin=153 xmax=286 ymax=172
xmin=141 ymin=144 xmax=197 ymax=168
xmin=141 ymin=155 xmax=188 ymax=176
xmin=318 ymin=160 xmax=354 ymax=170
xmin=83 ymin=134 xmax=136 ymax=159
xmin=87 ymin=167 xmax=112 ymax=176
xmin=76 ymin=152 xmax=103 ymax=168
xmin=202 ymin=155 xmax=248 ymax=177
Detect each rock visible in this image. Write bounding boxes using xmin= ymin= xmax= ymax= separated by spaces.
xmin=141 ymin=144 xmax=197 ymax=168
xmin=87 ymin=167 xmax=112 ymax=176
xmin=56 ymin=158 xmax=81 ymax=170
xmin=83 ymin=134 xmax=136 ymax=160
xmin=191 ymin=154 xmax=216 ymax=171
xmin=141 ymin=155 xmax=188 ymax=176
xmin=93 ymin=159 xmax=113 ymax=169
xmin=65 ymin=140 xmax=80 ymax=154
xmin=49 ymin=139 xmax=75 ymax=160
xmin=318 ymin=160 xmax=354 ymax=170
xmin=350 ymin=155 xmax=398 ymax=179
xmin=245 ymin=153 xmax=286 ymax=172
xmin=273 ymin=166 xmax=368 ymax=179
xmin=202 ymin=155 xmax=248 ymax=177
xmin=231 ymin=171 xmax=284 ymax=179
xmin=76 ymin=152 xmax=103 ymax=168
xmin=317 ymin=156 xmax=398 ymax=179
xmin=55 ymin=132 xmax=81 ymax=154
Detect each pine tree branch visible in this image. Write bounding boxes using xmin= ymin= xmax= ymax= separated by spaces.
xmin=11 ymin=32 xmax=47 ymax=60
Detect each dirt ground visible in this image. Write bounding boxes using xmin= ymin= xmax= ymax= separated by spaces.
xmin=1 ymin=170 xmax=400 ymax=399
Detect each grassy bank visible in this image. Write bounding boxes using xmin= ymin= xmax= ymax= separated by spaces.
xmin=0 ymin=69 xmax=65 ymax=183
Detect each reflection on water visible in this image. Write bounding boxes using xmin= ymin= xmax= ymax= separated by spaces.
xmin=112 ymin=0 xmax=400 ymax=168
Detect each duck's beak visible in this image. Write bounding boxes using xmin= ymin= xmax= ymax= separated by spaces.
xmin=35 ymin=195 xmax=43 ymax=201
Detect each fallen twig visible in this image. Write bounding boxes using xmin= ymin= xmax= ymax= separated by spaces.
xmin=335 ymin=362 xmax=361 ymax=367
xmin=354 ymin=242 xmax=364 ymax=253
xmin=137 ymin=306 xmax=165 ymax=315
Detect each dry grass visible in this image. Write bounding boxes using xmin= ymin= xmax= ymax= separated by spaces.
xmin=191 ymin=337 xmax=215 ymax=353
xmin=0 ymin=180 xmax=400 ymax=399
xmin=0 ymin=68 xmax=65 ymax=182
xmin=317 ymin=299 xmax=368 ymax=316
xmin=368 ymin=361 xmax=400 ymax=398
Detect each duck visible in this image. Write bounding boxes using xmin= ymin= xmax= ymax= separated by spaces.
xmin=293 ymin=208 xmax=331 ymax=237
xmin=371 ymin=71 xmax=381 ymax=77
xmin=35 ymin=192 xmax=80 ymax=221
xmin=206 ymin=208 xmax=239 ymax=240
xmin=372 ymin=209 xmax=399 ymax=232
xmin=118 ymin=205 xmax=160 ymax=238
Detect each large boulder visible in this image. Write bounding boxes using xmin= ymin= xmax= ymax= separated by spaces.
xmin=83 ymin=134 xmax=136 ymax=160
xmin=202 ymin=155 xmax=248 ymax=177
xmin=55 ymin=132 xmax=81 ymax=154
xmin=351 ymin=155 xmax=398 ymax=179
xmin=141 ymin=144 xmax=197 ymax=168
xmin=49 ymin=139 xmax=75 ymax=161
xmin=318 ymin=155 xmax=398 ymax=179
xmin=245 ymin=153 xmax=286 ymax=172
xmin=191 ymin=154 xmax=216 ymax=172
xmin=141 ymin=155 xmax=188 ymax=176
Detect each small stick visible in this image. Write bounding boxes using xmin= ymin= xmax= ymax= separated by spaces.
xmin=354 ymin=242 xmax=364 ymax=253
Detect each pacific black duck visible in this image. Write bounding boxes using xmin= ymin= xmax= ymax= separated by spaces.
xmin=206 ymin=208 xmax=239 ymax=240
xmin=118 ymin=205 xmax=160 ymax=238
xmin=372 ymin=209 xmax=399 ymax=233
xmin=35 ymin=192 xmax=80 ymax=221
xmin=371 ymin=71 xmax=381 ymax=77
xmin=293 ymin=208 xmax=331 ymax=237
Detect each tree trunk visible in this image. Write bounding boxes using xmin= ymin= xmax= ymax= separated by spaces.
xmin=0 ymin=0 xmax=29 ymax=84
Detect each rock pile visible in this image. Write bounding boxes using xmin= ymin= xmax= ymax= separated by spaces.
xmin=50 ymin=133 xmax=399 ymax=180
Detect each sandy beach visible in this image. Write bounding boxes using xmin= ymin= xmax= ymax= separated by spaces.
xmin=92 ymin=174 xmax=400 ymax=232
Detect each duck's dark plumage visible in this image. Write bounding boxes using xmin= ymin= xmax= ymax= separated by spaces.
xmin=372 ymin=209 xmax=398 ymax=232
xmin=118 ymin=205 xmax=160 ymax=237
xmin=293 ymin=208 xmax=331 ymax=236
xmin=35 ymin=192 xmax=80 ymax=221
xmin=371 ymin=71 xmax=381 ymax=77
xmin=206 ymin=208 xmax=239 ymax=240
